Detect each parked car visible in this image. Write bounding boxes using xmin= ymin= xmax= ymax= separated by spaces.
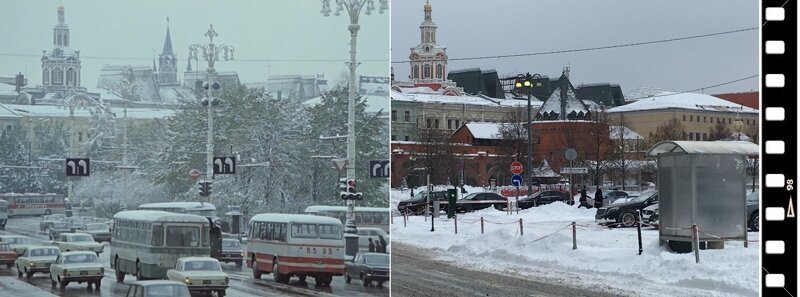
xmin=49 ymin=251 xmax=104 ymax=290
xmin=747 ymin=190 xmax=759 ymax=231
xmin=0 ymin=243 xmax=17 ymax=269
xmin=456 ymin=192 xmax=506 ymax=213
xmin=48 ymin=222 xmax=77 ymax=240
xmin=345 ymin=252 xmax=389 ymax=288
xmin=397 ymin=191 xmax=447 ymax=215
xmin=0 ymin=235 xmax=32 ymax=255
xmin=124 ymin=280 xmax=191 ymax=297
xmin=518 ymin=190 xmax=570 ymax=209
xmin=79 ymin=223 xmax=111 ymax=243
xmin=166 ymin=257 xmax=229 ymax=297
xmin=51 ymin=233 xmax=104 ymax=256
xmin=595 ymin=190 xmax=659 ymax=227
xmin=40 ymin=214 xmax=65 ymax=232
xmin=357 ymin=227 xmax=390 ymax=251
xmin=641 ymin=204 xmax=659 ymax=227
xmin=15 ymin=246 xmax=60 ymax=278
xmin=215 ymin=238 xmax=244 ymax=269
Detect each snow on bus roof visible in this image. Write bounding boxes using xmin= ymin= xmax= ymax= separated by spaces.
xmin=138 ymin=202 xmax=216 ymax=211
xmin=113 ymin=210 xmax=209 ymax=223
xmin=249 ymin=213 xmax=343 ymax=225
xmin=304 ymin=205 xmax=388 ymax=213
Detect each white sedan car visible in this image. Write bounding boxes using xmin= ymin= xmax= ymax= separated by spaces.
xmin=15 ymin=246 xmax=60 ymax=278
xmin=166 ymin=257 xmax=229 ymax=297
xmin=49 ymin=251 xmax=104 ymax=290
xmin=0 ymin=235 xmax=32 ymax=256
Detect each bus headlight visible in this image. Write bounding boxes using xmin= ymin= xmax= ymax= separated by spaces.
xmin=184 ymin=277 xmax=191 ymax=285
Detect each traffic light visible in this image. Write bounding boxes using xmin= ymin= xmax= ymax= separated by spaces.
xmin=340 ymin=179 xmax=363 ymax=200
xmin=198 ymin=181 xmax=212 ymax=197
xmin=446 ymin=188 xmax=458 ymax=218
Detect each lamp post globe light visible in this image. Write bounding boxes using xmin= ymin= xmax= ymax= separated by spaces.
xmin=514 ymin=72 xmax=542 ymax=196
xmin=188 ymin=25 xmax=234 ymax=203
xmin=320 ymin=0 xmax=387 ymax=239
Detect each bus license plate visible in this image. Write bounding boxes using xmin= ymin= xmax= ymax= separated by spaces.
xmin=80 ymin=271 xmax=88 ymax=275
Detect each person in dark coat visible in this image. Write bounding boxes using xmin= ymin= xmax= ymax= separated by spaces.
xmin=594 ymin=187 xmax=604 ymax=208
xmin=378 ymin=235 xmax=388 ymax=253
xmin=578 ymin=185 xmax=589 ymax=208
xmin=368 ymin=238 xmax=376 ymax=252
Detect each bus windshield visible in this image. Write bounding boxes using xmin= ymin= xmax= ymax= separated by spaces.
xmin=166 ymin=226 xmax=200 ymax=247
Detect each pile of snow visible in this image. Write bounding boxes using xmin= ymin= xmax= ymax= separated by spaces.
xmin=393 ymin=202 xmax=758 ymax=297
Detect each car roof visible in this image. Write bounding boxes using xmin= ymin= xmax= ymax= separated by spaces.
xmin=358 ymin=252 xmax=389 ymax=257
xmin=60 ymin=251 xmax=97 ymax=257
xmin=25 ymin=245 xmax=59 ymax=251
xmin=178 ymin=257 xmax=219 ymax=262
xmin=63 ymin=232 xmax=91 ymax=237
xmin=0 ymin=235 xmax=27 ymax=238
xmin=131 ymin=280 xmax=187 ymax=287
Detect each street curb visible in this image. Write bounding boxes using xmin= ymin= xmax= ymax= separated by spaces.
xmin=228 ymin=274 xmax=338 ymax=297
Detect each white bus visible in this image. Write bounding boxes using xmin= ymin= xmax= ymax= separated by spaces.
xmin=0 ymin=193 xmax=66 ymax=217
xmin=110 ymin=210 xmax=211 ymax=282
xmin=0 ymin=199 xmax=7 ymax=229
xmin=247 ymin=214 xmax=344 ymax=287
xmin=137 ymin=202 xmax=217 ymax=218
xmin=304 ymin=206 xmax=389 ymax=233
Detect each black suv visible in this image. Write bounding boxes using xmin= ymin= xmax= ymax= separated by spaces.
xmin=397 ymin=191 xmax=447 ymax=215
xmin=595 ymin=190 xmax=658 ymax=227
xmin=518 ymin=190 xmax=570 ymax=209
xmin=456 ymin=192 xmax=506 ymax=213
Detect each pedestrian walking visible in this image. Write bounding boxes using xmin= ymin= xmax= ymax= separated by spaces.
xmin=368 ymin=237 xmax=376 ymax=252
xmin=578 ymin=185 xmax=589 ymax=208
xmin=378 ymin=235 xmax=387 ymax=253
xmin=594 ymin=187 xmax=604 ymax=208
xmin=375 ymin=241 xmax=383 ymax=253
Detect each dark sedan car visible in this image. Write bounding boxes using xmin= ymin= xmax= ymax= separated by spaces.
xmin=746 ymin=190 xmax=759 ymax=231
xmin=215 ymin=238 xmax=244 ymax=269
xmin=48 ymin=222 xmax=77 ymax=240
xmin=345 ymin=252 xmax=389 ymax=288
xmin=518 ymin=190 xmax=570 ymax=209
xmin=456 ymin=192 xmax=506 ymax=213
xmin=595 ymin=190 xmax=658 ymax=227
xmin=397 ymin=191 xmax=447 ymax=215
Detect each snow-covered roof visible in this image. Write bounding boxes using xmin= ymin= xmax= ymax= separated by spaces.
xmin=138 ymin=202 xmax=217 ymax=211
xmin=538 ymin=87 xmax=589 ymax=116
xmin=304 ymin=206 xmax=388 ymax=213
xmin=113 ymin=210 xmax=210 ymax=223
xmin=609 ymin=126 xmax=644 ymax=140
xmin=0 ymin=103 xmax=22 ymax=118
xmin=646 ymin=141 xmax=759 ymax=156
xmin=533 ymin=159 xmax=561 ymax=178
xmin=302 ymin=94 xmax=388 ymax=114
xmin=608 ymin=92 xmax=759 ymax=114
xmin=0 ymin=103 xmax=174 ymax=120
xmin=0 ymin=83 xmax=17 ymax=96
xmin=249 ymin=213 xmax=343 ymax=225
xmin=391 ymin=90 xmax=534 ymax=108
xmin=464 ymin=122 xmax=504 ymax=140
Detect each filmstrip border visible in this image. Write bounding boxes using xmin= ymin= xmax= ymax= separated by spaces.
xmin=762 ymin=1 xmax=797 ymax=296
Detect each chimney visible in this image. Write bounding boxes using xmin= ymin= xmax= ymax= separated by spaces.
xmin=15 ymin=72 xmax=25 ymax=92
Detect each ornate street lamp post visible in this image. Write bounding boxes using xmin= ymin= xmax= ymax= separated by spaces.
xmin=514 ymin=73 xmax=542 ymax=196
xmin=188 ymin=25 xmax=235 ymax=202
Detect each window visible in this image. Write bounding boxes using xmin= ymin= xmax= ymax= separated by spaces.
xmin=689 ymin=133 xmax=693 ymax=140
xmin=703 ymin=116 xmax=706 ymax=122
xmin=53 ymin=68 xmax=63 ymax=85
xmin=703 ymin=133 xmax=707 ymax=140
xmin=151 ymin=226 xmax=163 ymax=246
xmin=404 ymin=111 xmax=410 ymax=122
xmin=695 ymin=133 xmax=700 ymax=140
xmin=412 ymin=65 xmax=419 ymax=79
xmin=436 ymin=64 xmax=443 ymax=79
xmin=728 ymin=118 xmax=731 ymax=124
xmin=66 ymin=68 xmax=75 ymax=86
xmin=391 ymin=135 xmax=396 ymax=141
xmin=448 ymin=119 xmax=453 ymax=130
xmin=78 ymin=132 xmax=83 ymax=142
xmin=434 ymin=119 xmax=440 ymax=129
xmin=690 ymin=115 xmax=693 ymax=122
xmin=318 ymin=224 xmax=342 ymax=239
xmin=43 ymin=69 xmax=49 ymax=84
xmin=291 ymin=223 xmax=317 ymax=238
xmin=455 ymin=120 xmax=460 ymax=128
xmin=404 ymin=135 xmax=410 ymax=141
xmin=423 ymin=65 xmax=431 ymax=78
xmin=683 ymin=115 xmax=686 ymax=121
xmin=426 ymin=118 xmax=432 ymax=128
xmin=391 ymin=110 xmax=397 ymax=122
xmin=683 ymin=132 xmax=687 ymax=140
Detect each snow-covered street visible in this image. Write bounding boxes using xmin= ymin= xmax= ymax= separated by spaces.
xmin=391 ymin=188 xmax=758 ymax=297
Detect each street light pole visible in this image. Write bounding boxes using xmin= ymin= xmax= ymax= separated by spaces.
xmin=320 ymin=0 xmax=387 ymax=235
xmin=514 ymin=73 xmax=542 ymax=196
xmin=189 ymin=25 xmax=235 ymax=203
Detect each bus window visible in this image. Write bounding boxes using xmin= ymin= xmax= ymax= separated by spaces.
xmin=201 ymin=226 xmax=209 ymax=247
xmin=265 ymin=222 xmax=273 ymax=241
xmin=278 ymin=223 xmax=287 ymax=242
xmin=380 ymin=212 xmax=389 ymax=224
xmin=291 ymin=224 xmax=317 ymax=238
xmin=318 ymin=224 xmax=342 ymax=240
xmin=166 ymin=226 xmax=199 ymax=247
xmin=151 ymin=225 xmax=164 ymax=246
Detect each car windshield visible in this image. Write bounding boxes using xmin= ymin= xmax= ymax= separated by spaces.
xmin=746 ymin=191 xmax=759 ymax=202
xmin=70 ymin=235 xmax=94 ymax=242
xmin=222 ymin=240 xmax=240 ymax=248
xmin=145 ymin=285 xmax=191 ymax=297
xmin=184 ymin=260 xmax=221 ymax=271
xmin=30 ymin=248 xmax=59 ymax=257
xmin=629 ymin=191 xmax=657 ymax=203
xmin=52 ymin=223 xmax=69 ymax=229
xmin=85 ymin=224 xmax=106 ymax=231
xmin=64 ymin=253 xmax=97 ymax=264
xmin=461 ymin=193 xmax=479 ymax=200
xmin=364 ymin=254 xmax=389 ymax=265
xmin=7 ymin=237 xmax=28 ymax=245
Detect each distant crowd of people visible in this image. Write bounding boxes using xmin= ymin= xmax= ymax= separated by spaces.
xmin=367 ymin=235 xmax=387 ymax=253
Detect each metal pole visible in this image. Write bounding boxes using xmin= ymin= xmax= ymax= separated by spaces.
xmin=526 ymin=86 xmax=533 ymax=196
xmin=454 ymin=214 xmax=457 ymax=234
xmin=692 ymin=224 xmax=699 ymax=263
xmin=206 ymin=66 xmax=214 ymax=203
xmin=430 ymin=212 xmax=434 ymax=232
xmin=519 ymin=218 xmax=523 ymax=236
xmin=636 ymin=221 xmax=643 ymax=255
xmin=570 ymin=160 xmax=574 ymax=205
xmin=481 ymin=216 xmax=484 ymax=234
xmin=572 ymin=221 xmax=577 ymax=250
xmin=123 ymin=91 xmax=129 ymax=207
xmin=344 ymin=17 xmax=360 ymax=235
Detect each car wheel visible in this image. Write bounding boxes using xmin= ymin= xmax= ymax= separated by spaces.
xmin=619 ymin=211 xmax=637 ymax=227
xmin=135 ymin=261 xmax=143 ymax=280
xmin=218 ymin=289 xmax=226 ymax=297
xmin=235 ymin=260 xmax=243 ymax=270
xmin=51 ymin=275 xmax=57 ymax=288
xmin=58 ymin=276 xmax=67 ymax=291
xmin=6 ymin=264 xmax=11 ymax=269
xmin=750 ymin=212 xmax=759 ymax=231
xmin=95 ymin=279 xmax=101 ymax=289
xmin=16 ymin=264 xmax=22 ymax=278
xmin=361 ymin=274 xmax=370 ymax=287
xmin=45 ymin=209 xmax=51 ymax=215
xmin=114 ymin=258 xmax=125 ymax=283
xmin=272 ymin=260 xmax=288 ymax=284
xmin=345 ymin=272 xmax=351 ymax=284
xmin=377 ymin=281 xmax=385 ymax=288
xmin=25 ymin=267 xmax=33 ymax=279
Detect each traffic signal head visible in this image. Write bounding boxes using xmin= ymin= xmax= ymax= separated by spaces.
xmin=347 ymin=179 xmax=356 ymax=193
xmin=198 ymin=181 xmax=212 ymax=197
xmin=447 ymin=188 xmax=457 ymax=200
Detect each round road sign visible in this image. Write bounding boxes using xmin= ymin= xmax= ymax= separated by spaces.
xmin=189 ymin=169 xmax=201 ymax=181
xmin=510 ymin=162 xmax=523 ymax=175
xmin=565 ymin=148 xmax=578 ymax=161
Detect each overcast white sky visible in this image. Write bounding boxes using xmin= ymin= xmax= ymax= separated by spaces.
xmin=0 ymin=0 xmax=389 ymax=88
xmin=391 ymin=0 xmax=759 ymax=96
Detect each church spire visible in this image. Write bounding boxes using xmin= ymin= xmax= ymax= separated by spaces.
xmin=162 ymin=17 xmax=174 ymax=56
xmin=157 ymin=17 xmax=178 ymax=86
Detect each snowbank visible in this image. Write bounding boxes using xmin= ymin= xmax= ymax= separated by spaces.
xmin=392 ymin=201 xmax=758 ymax=297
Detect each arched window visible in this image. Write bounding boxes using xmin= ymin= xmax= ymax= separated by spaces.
xmin=423 ymin=65 xmax=431 ymax=79
xmin=52 ymin=68 xmax=63 ymax=85
xmin=64 ymin=34 xmax=69 ymax=46
xmin=412 ymin=65 xmax=419 ymax=79
xmin=57 ymin=34 xmax=62 ymax=46
xmin=43 ymin=69 xmax=49 ymax=84
xmin=66 ymin=68 xmax=75 ymax=86
xmin=436 ymin=64 xmax=443 ymax=79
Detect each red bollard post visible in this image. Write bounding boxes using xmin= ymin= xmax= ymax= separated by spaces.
xmin=481 ymin=217 xmax=484 ymax=234
xmin=572 ymin=222 xmax=577 ymax=250
xmin=519 ymin=218 xmax=524 ymax=236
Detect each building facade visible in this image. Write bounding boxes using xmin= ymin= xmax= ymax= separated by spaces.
xmin=41 ymin=4 xmax=82 ymax=94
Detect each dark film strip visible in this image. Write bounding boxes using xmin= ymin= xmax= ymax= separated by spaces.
xmin=762 ymin=1 xmax=797 ymax=296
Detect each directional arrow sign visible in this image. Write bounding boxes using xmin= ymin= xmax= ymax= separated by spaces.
xmin=66 ymin=158 xmax=90 ymax=177
xmin=213 ymin=157 xmax=236 ymax=174
xmin=369 ymin=160 xmax=390 ymax=178
xmin=511 ymin=174 xmax=523 ymax=187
